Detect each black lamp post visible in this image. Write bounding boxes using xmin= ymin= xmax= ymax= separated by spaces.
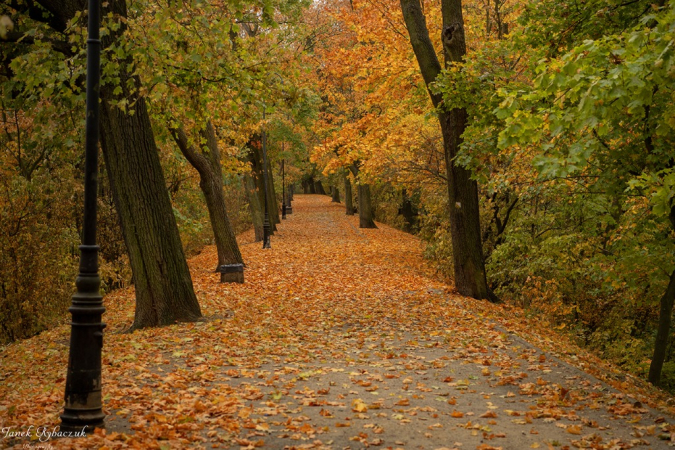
xmin=60 ymin=0 xmax=105 ymax=434
xmin=261 ymin=117 xmax=272 ymax=249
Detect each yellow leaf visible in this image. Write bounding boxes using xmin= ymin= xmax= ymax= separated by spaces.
xmin=351 ymin=398 xmax=368 ymax=412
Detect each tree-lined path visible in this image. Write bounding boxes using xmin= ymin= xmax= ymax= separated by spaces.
xmin=1 ymin=195 xmax=674 ymax=449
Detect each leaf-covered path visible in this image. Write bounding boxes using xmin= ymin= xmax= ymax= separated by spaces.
xmin=2 ymin=195 xmax=675 ymax=449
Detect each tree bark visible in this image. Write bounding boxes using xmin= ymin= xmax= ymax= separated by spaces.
xmin=648 ymin=207 xmax=675 ymax=385
xmin=400 ymin=188 xmax=417 ymax=232
xmin=345 ymin=175 xmax=354 ymax=215
xmin=357 ymin=183 xmax=377 ymax=228
xmin=315 ymin=179 xmax=327 ymax=195
xmin=96 ymin=0 xmax=203 ymax=328
xmin=348 ymin=165 xmax=376 ymax=228
xmin=302 ymin=176 xmax=316 ymax=194
xmin=244 ymin=174 xmax=264 ymax=241
xmin=170 ymin=122 xmax=244 ymax=283
xmin=246 ymin=136 xmax=276 ymax=233
xmin=400 ymin=0 xmax=493 ymax=301
xmin=267 ymin=160 xmax=280 ymax=226
xmin=648 ymin=270 xmax=675 ymax=386
xmin=331 ymin=186 xmax=341 ymax=203
xmin=100 ymin=91 xmax=202 ymax=329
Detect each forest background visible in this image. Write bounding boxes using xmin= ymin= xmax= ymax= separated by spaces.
xmin=2 ymin=0 xmax=675 ymax=390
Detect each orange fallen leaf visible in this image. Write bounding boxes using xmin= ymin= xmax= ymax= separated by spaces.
xmin=567 ymin=424 xmax=582 ymax=435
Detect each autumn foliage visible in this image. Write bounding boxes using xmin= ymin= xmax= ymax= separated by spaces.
xmin=2 ymin=0 xmax=675 ymax=425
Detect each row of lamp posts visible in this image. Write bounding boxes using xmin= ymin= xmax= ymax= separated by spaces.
xmin=60 ymin=0 xmax=294 ymax=432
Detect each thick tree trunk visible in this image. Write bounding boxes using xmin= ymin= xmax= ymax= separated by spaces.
xmin=100 ymin=1 xmax=202 ymax=328
xmin=440 ymin=110 xmax=489 ymax=298
xmin=100 ymin=96 xmax=201 ymax=329
xmin=648 ymin=270 xmax=675 ymax=386
xmin=348 ymin=164 xmax=375 ymax=227
xmin=267 ymin=162 xmax=280 ymax=226
xmin=332 ymin=186 xmax=341 ymax=203
xmin=247 ymin=137 xmax=276 ymax=233
xmin=357 ymin=184 xmax=377 ymax=228
xmin=315 ymin=180 xmax=327 ymax=195
xmin=171 ymin=122 xmax=244 ymax=283
xmin=302 ymin=177 xmax=316 ymax=194
xmin=400 ymin=189 xmax=417 ymax=232
xmin=244 ymin=174 xmax=264 ymax=241
xmin=345 ymin=175 xmax=354 ymax=215
xmin=400 ymin=0 xmax=492 ymax=301
xmin=648 ymin=208 xmax=675 ymax=385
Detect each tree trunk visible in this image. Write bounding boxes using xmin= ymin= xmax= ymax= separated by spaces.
xmin=267 ymin=160 xmax=280 ymax=227
xmin=247 ymin=137 xmax=276 ymax=234
xmin=332 ymin=186 xmax=341 ymax=203
xmin=315 ymin=180 xmax=327 ymax=195
xmin=400 ymin=188 xmax=417 ymax=232
xmin=357 ymin=183 xmax=377 ymax=228
xmin=285 ymin=191 xmax=293 ymax=214
xmin=170 ymin=122 xmax=244 ymax=283
xmin=648 ymin=270 xmax=675 ymax=386
xmin=440 ymin=111 xmax=490 ymax=298
xmin=100 ymin=93 xmax=201 ymax=330
xmin=201 ymin=176 xmax=244 ymax=283
xmin=648 ymin=208 xmax=675 ymax=385
xmin=400 ymin=0 xmax=493 ymax=301
xmin=348 ymin=164 xmax=375 ymax=227
xmin=345 ymin=175 xmax=354 ymax=215
xmin=244 ymin=174 xmax=264 ymax=241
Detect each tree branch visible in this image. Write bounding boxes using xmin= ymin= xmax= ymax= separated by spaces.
xmin=399 ymin=0 xmax=442 ymax=107
xmin=168 ymin=122 xmax=210 ymax=175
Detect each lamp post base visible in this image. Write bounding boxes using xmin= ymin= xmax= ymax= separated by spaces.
xmin=60 ymin=409 xmax=104 ymax=434
xmin=216 ymin=264 xmax=244 ymax=283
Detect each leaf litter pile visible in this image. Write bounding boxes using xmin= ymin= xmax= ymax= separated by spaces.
xmin=2 ymin=195 xmax=675 ymax=450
